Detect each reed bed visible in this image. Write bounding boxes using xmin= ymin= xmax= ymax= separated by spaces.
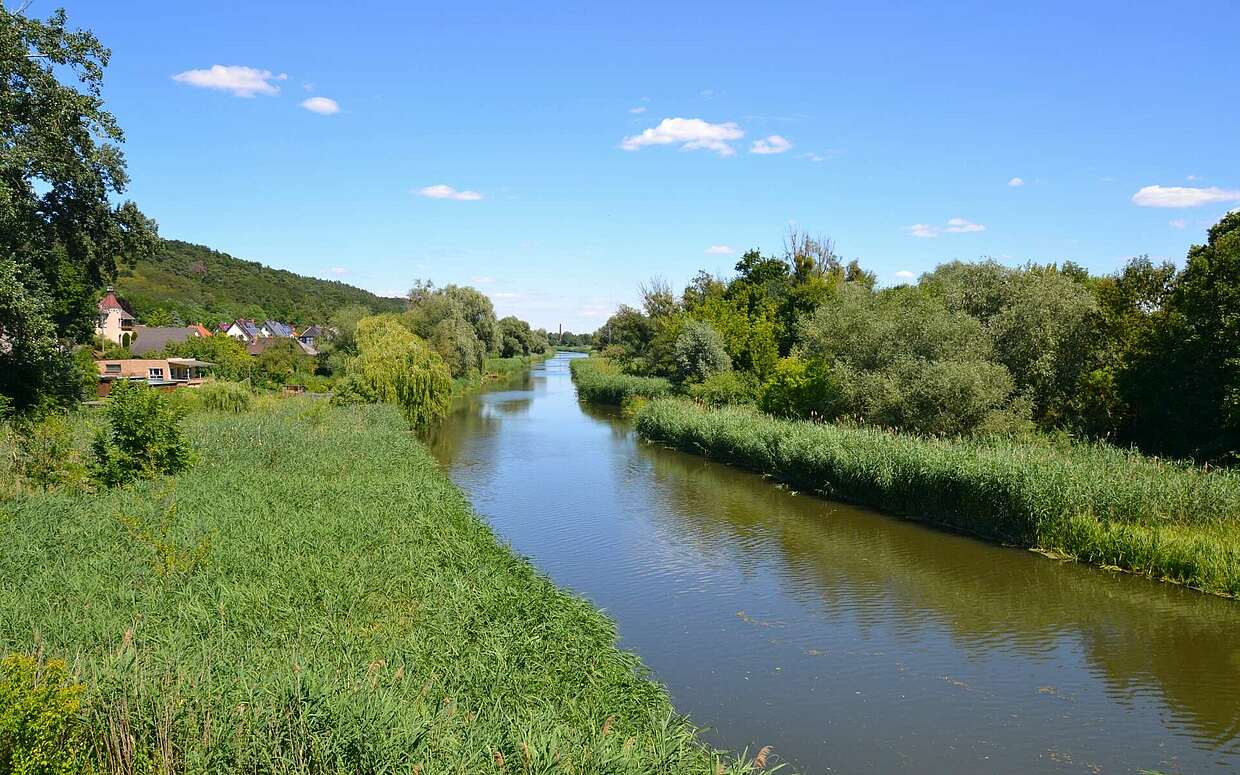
xmin=0 ymin=399 xmax=767 ymax=772
xmin=635 ymin=399 xmax=1240 ymax=597
xmin=570 ymin=357 xmax=672 ymax=405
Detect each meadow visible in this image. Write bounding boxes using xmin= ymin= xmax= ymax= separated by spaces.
xmin=0 ymin=398 xmax=765 ymax=773
xmin=633 ymin=399 xmax=1240 ymax=597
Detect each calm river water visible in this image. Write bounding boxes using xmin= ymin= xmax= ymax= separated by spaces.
xmin=426 ymin=353 xmax=1240 ymax=773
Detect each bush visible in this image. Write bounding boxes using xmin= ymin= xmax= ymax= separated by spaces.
xmin=0 ymin=653 xmax=89 ymax=774
xmin=198 ymin=381 xmax=254 ymax=413
xmin=673 ymin=320 xmax=731 ymax=383
xmin=12 ymin=415 xmax=88 ymax=492
xmin=687 ymin=370 xmax=758 ymax=407
xmin=758 ymin=357 xmax=841 ymax=419
xmin=90 ymin=380 xmax=192 ymax=487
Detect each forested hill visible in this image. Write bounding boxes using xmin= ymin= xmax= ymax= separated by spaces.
xmin=115 ymin=240 xmax=406 ymax=326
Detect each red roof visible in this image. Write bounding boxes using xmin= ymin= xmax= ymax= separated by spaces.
xmin=190 ymin=323 xmax=211 ymax=338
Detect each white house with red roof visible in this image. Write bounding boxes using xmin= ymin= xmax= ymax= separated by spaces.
xmin=96 ymin=287 xmax=137 ymax=345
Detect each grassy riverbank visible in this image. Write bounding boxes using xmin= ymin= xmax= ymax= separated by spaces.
xmin=569 ymin=357 xmax=672 ymax=405
xmin=0 ymin=399 xmax=757 ymax=772
xmin=635 ymin=399 xmax=1240 ymax=597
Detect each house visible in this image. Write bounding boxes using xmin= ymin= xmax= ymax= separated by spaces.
xmin=129 ymin=325 xmax=204 ymax=356
xmin=246 ymin=337 xmax=316 ymax=357
xmin=261 ymin=320 xmax=294 ymax=338
xmin=190 ymin=323 xmax=212 ymax=338
xmin=95 ymin=358 xmax=212 ymax=397
xmin=225 ymin=320 xmax=262 ymax=342
xmin=296 ymin=324 xmax=322 ymax=355
xmin=95 ymin=288 xmax=137 ymax=345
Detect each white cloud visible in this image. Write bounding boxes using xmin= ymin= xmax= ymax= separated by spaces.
xmin=905 ymin=217 xmax=986 ymax=238
xmin=1008 ymin=177 xmax=1025 ymax=187
xmin=172 ymin=65 xmax=287 ymax=97
xmin=801 ymin=152 xmax=825 ymax=162
xmin=1131 ymin=185 xmax=1240 ymax=208
xmin=300 ymin=96 xmax=339 ymax=115
xmin=470 ymin=275 xmax=495 ymax=285
xmin=329 ymin=267 xmax=348 ymax=275
xmin=945 ymin=217 xmax=986 ymax=233
xmin=893 ymin=270 xmax=916 ymax=279
xmin=705 ymin=245 xmax=733 ymax=255
xmin=1187 ymin=174 xmax=1200 ymax=181
xmin=417 ymin=184 xmax=484 ymax=201
xmin=629 ymin=106 xmax=646 ymax=114
xmin=492 ymin=291 xmax=523 ymax=300
xmin=621 ymin=117 xmax=743 ymax=156
xmin=750 ymin=135 xmax=792 ymax=155
xmin=1169 ymin=218 xmax=1187 ymax=229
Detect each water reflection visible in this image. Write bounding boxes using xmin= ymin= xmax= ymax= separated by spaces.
xmin=429 ymin=354 xmax=1240 ymax=772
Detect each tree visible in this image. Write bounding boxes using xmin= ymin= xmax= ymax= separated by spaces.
xmin=0 ymin=8 xmax=158 ymax=411
xmin=255 ymin=338 xmax=312 ymax=386
xmin=431 ymin=315 xmax=484 ymax=377
xmin=334 ymin=315 xmax=452 ymax=428
xmin=673 ymin=320 xmax=731 ymax=383
xmin=165 ymin=334 xmax=254 ymax=383
xmin=89 ymin=380 xmax=191 ymax=486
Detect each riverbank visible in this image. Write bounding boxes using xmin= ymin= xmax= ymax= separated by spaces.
xmin=569 ymin=356 xmax=671 ymax=405
xmin=0 ymin=398 xmax=757 ymax=772
xmin=632 ymin=398 xmax=1240 ymax=597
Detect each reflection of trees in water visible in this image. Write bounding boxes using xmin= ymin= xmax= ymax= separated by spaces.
xmin=634 ymin=440 xmax=1240 ymax=748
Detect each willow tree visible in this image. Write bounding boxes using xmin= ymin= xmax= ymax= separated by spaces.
xmin=0 ymin=8 xmax=157 ymax=411
xmin=335 ymin=315 xmax=452 ymax=428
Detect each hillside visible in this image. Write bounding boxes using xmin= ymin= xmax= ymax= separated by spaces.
xmin=115 ymin=239 xmax=405 ymax=325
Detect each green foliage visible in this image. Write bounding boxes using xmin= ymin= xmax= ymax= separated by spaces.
xmin=90 ymin=380 xmax=191 ymax=486
xmin=687 ymin=370 xmax=758 ymax=407
xmin=197 ymin=381 xmax=254 ymax=413
xmin=637 ymin=398 xmax=1240 ymax=596
xmin=569 ymin=357 xmax=673 ymax=405
xmin=758 ymin=357 xmax=841 ymax=419
xmin=334 ymin=316 xmax=452 ymax=428
xmin=0 ymin=653 xmax=89 ymax=774
xmin=163 ymin=333 xmax=253 ymax=382
xmin=0 ymin=400 xmax=758 ymax=772
xmin=497 ymin=315 xmax=549 ymax=358
xmin=116 ymin=241 xmax=403 ymax=326
xmin=254 ymin=338 xmax=313 ymax=387
xmin=431 ymin=315 xmax=484 ymax=378
xmin=11 ymin=415 xmax=89 ymax=492
xmin=0 ymin=8 xmax=158 ymax=413
xmin=673 ymin=320 xmax=732 ymax=383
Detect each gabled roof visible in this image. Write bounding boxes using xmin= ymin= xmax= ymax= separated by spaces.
xmin=130 ymin=326 xmax=195 ymax=356
xmin=231 ymin=320 xmax=261 ymax=339
xmin=298 ymin=325 xmax=322 ymax=338
xmin=190 ymin=323 xmax=211 ymax=338
xmin=98 ymin=289 xmax=136 ymax=318
xmin=263 ymin=320 xmax=294 ymax=338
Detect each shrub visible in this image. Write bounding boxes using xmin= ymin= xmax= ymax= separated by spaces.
xmin=12 ymin=414 xmax=88 ymax=492
xmin=569 ymin=357 xmax=672 ymax=405
xmin=758 ymin=357 xmax=840 ymax=419
xmin=90 ymin=380 xmax=192 ymax=487
xmin=0 ymin=653 xmax=89 ymax=774
xmin=197 ymin=381 xmax=255 ymax=413
xmin=673 ymin=320 xmax=731 ymax=383
xmin=687 ymin=370 xmax=758 ymax=407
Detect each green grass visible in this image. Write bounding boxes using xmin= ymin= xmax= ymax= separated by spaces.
xmin=569 ymin=358 xmax=672 ymax=406
xmin=635 ymin=398 xmax=1240 ymax=597
xmin=0 ymin=399 xmax=766 ymax=773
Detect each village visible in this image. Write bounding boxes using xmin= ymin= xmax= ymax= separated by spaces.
xmin=92 ymin=287 xmax=324 ymax=396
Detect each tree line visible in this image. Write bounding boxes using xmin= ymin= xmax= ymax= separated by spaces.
xmin=595 ymin=221 xmax=1240 ymax=464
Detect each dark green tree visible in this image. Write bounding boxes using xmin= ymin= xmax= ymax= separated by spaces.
xmin=0 ymin=8 xmax=158 ymax=411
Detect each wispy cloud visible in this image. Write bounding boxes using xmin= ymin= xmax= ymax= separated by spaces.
xmin=629 ymin=106 xmax=646 ymax=114
xmin=1132 ymin=185 xmax=1240 ymax=208
xmin=750 ymin=135 xmax=792 ymax=155
xmin=1008 ymin=177 xmax=1025 ymax=187
xmin=905 ymin=217 xmax=986 ymax=238
xmin=1169 ymin=218 xmax=1187 ymax=229
xmin=172 ymin=65 xmax=287 ymax=97
xmin=704 ymin=245 xmax=734 ymax=255
xmin=417 ymin=184 xmax=484 ymax=201
xmin=893 ymin=270 xmax=916 ymax=279
xmin=1187 ymin=174 xmax=1200 ymax=181
xmin=329 ymin=267 xmax=348 ymax=275
xmin=621 ymin=117 xmax=743 ymax=156
xmin=300 ymin=96 xmax=339 ymax=115
xmin=470 ymin=275 xmax=495 ymax=285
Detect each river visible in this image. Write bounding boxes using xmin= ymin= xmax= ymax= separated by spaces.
xmin=425 ymin=352 xmax=1240 ymax=773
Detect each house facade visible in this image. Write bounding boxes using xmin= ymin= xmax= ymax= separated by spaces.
xmin=96 ymin=288 xmax=137 ymax=345
xmin=95 ymin=358 xmax=212 ymax=397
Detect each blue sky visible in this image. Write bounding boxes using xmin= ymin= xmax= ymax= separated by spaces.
xmin=64 ymin=0 xmax=1240 ymax=331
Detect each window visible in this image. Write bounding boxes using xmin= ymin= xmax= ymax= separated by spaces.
xmin=148 ymin=368 xmax=164 ymax=379
xmin=105 ymin=363 xmax=121 ymax=373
